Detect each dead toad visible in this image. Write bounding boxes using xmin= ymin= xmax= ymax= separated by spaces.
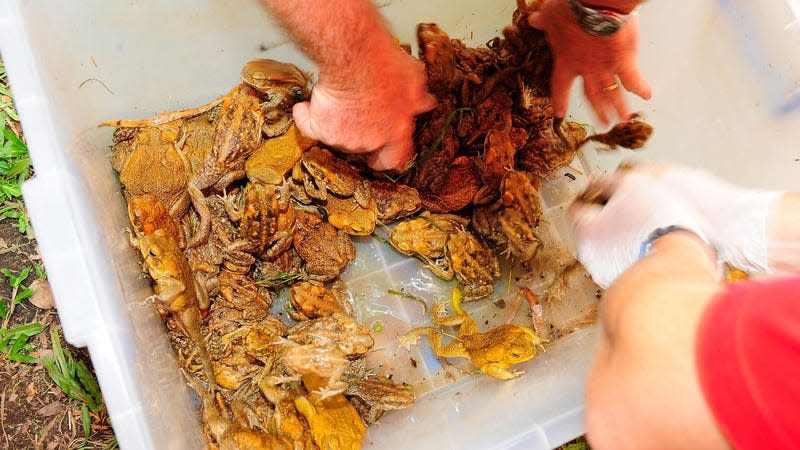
xmin=293 ymin=210 xmax=355 ymax=282
xmin=132 ymin=229 xmax=215 ymax=386
xmin=289 ymin=281 xmax=353 ymax=321
xmin=240 ymin=59 xmax=312 ymax=137
xmin=118 ymin=121 xmax=192 ymax=218
xmin=497 ymin=170 xmax=544 ymax=262
xmin=369 ymin=180 xmax=422 ymax=223
xmin=389 ymin=212 xmax=468 ymax=280
xmin=322 ymin=194 xmax=377 ymax=236
xmin=300 ymin=146 xmax=371 ymax=208
xmin=186 ymin=84 xmax=265 ymax=248
xmin=245 ymin=124 xmax=316 ymax=185
xmin=399 ymin=287 xmax=542 ymax=380
xmin=343 ymin=359 xmax=415 ymax=425
xmin=445 ymin=228 xmax=501 ymax=301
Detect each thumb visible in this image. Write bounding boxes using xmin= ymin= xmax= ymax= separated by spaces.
xmin=528 ymin=11 xmax=545 ymax=29
xmin=368 ymin=136 xmax=413 ymax=171
xmin=291 ymin=101 xmax=322 ymax=141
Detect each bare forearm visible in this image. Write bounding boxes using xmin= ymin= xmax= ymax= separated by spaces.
xmin=767 ymin=192 xmax=800 ymax=271
xmin=581 ymin=0 xmax=643 ymax=14
xmin=260 ymin=0 xmax=397 ymax=88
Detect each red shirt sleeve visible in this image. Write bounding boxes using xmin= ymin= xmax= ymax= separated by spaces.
xmin=696 ymin=275 xmax=800 ymax=449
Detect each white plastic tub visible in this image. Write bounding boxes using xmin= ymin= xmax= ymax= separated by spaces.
xmin=1 ymin=1 xmax=799 ymax=449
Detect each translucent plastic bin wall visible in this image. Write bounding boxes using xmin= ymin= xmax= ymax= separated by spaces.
xmin=1 ymin=1 xmax=799 ymax=449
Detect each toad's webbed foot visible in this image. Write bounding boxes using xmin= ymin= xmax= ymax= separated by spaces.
xmin=397 ymin=327 xmax=435 ymax=351
xmin=481 ymin=363 xmax=524 ymax=380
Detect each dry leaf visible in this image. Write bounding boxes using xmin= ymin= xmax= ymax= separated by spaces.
xmin=47 ymin=442 xmax=59 ymax=450
xmin=29 ymin=279 xmax=55 ymax=310
xmin=25 ymin=382 xmax=36 ymax=401
xmin=36 ymin=401 xmax=63 ymax=417
xmin=0 ymin=237 xmax=7 ymax=248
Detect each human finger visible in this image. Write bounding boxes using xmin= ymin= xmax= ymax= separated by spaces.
xmin=618 ymin=66 xmax=652 ymax=101
xmin=291 ymin=101 xmax=323 ymax=141
xmin=527 ymin=10 xmax=545 ymax=30
xmin=550 ymin=61 xmax=577 ymax=118
xmin=583 ymin=78 xmax=611 ymax=126
xmin=605 ymin=80 xmax=631 ymax=121
xmin=415 ymin=91 xmax=437 ymax=114
xmin=367 ymin=132 xmax=413 ymax=171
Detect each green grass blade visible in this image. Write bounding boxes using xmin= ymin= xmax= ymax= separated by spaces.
xmin=81 ymin=404 xmax=91 ymax=439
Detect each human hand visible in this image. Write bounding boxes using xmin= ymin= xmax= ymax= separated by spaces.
xmin=585 ymin=231 xmax=728 ymax=450
xmin=569 ymin=166 xmax=711 ymax=288
xmin=528 ymin=0 xmax=651 ymax=125
xmin=292 ymin=50 xmax=435 ymax=171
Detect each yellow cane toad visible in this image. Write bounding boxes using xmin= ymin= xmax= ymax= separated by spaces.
xmin=445 ymin=229 xmax=501 ymax=301
xmin=399 ymin=287 xmax=542 ymax=380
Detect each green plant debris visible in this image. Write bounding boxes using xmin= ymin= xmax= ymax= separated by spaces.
xmin=418 ymin=107 xmax=471 ymax=163
xmin=387 ymin=289 xmax=428 ymax=315
xmin=256 ymin=272 xmax=301 ymax=289
xmin=40 ymin=326 xmax=105 ymax=413
xmin=371 ymin=320 xmax=384 ymax=333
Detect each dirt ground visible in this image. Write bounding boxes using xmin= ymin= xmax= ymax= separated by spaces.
xmin=0 ymin=219 xmax=116 ymax=449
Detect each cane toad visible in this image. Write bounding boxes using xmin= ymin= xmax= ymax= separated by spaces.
xmin=497 ymin=170 xmax=544 ymax=262
xmin=118 ymin=121 xmax=192 ymax=218
xmin=245 ymin=124 xmax=315 ymax=185
xmin=399 ymin=287 xmax=542 ymax=380
xmin=127 ymin=194 xmax=185 ymax=248
xmin=289 ymin=281 xmax=352 ymax=321
xmin=133 ymin=229 xmax=215 ymax=385
xmin=322 ymin=194 xmax=377 ymax=236
xmin=343 ymin=359 xmax=414 ymax=424
xmin=370 ymin=180 xmax=422 ymax=223
xmin=239 ymin=181 xmax=295 ymax=260
xmin=293 ymin=210 xmax=355 ymax=282
xmin=186 ymin=84 xmax=265 ymax=248
xmin=241 ymin=59 xmax=311 ymax=137
xmin=389 ymin=212 xmax=468 ymax=280
xmin=287 ymin=313 xmax=374 ymax=357
xmin=301 ymin=146 xmax=371 ymax=208
xmin=445 ymin=229 xmax=501 ymax=300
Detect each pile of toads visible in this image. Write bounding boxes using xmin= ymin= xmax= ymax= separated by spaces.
xmin=108 ymin=1 xmax=651 ymax=449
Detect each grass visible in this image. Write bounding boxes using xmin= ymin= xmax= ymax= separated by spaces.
xmin=1 ymin=57 xmax=116 ymax=448
xmin=0 ymin=61 xmax=31 ymax=236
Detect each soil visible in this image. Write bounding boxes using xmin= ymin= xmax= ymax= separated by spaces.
xmin=0 ymin=220 xmax=117 ymax=449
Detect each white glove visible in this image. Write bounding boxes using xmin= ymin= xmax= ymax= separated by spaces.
xmin=569 ymin=168 xmax=712 ymax=289
xmin=655 ymin=167 xmax=783 ymax=273
xmin=570 ymin=164 xmax=784 ymax=288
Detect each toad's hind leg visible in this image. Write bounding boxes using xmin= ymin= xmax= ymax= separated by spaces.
xmin=186 ymin=184 xmax=211 ymax=248
xmin=398 ymin=326 xmax=466 ymax=359
xmin=481 ymin=363 xmax=524 ymax=380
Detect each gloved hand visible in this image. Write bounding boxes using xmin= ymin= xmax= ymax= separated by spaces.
xmin=292 ymin=50 xmax=435 ymax=171
xmin=569 ymin=166 xmax=711 ymax=288
xmin=528 ymin=0 xmax=651 ymax=125
xmin=649 ymin=167 xmax=783 ymax=273
xmin=570 ymin=164 xmax=784 ymax=288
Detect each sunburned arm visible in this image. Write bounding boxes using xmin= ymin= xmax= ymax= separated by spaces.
xmin=580 ymin=0 xmax=643 ymax=14
xmin=260 ymin=0 xmax=398 ymax=89
xmin=767 ymin=192 xmax=800 ymax=271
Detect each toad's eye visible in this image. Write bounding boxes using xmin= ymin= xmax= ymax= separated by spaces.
xmin=291 ymin=86 xmax=305 ymax=101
